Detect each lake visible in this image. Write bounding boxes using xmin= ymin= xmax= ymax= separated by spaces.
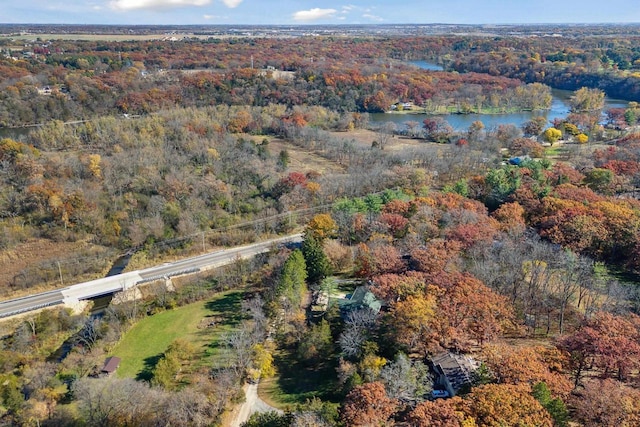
xmin=371 ymin=61 xmax=630 ymax=131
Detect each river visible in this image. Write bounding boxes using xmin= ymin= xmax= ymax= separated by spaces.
xmin=370 ymin=61 xmax=629 ymax=131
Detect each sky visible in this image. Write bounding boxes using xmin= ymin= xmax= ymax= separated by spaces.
xmin=2 ymin=0 xmax=640 ymax=26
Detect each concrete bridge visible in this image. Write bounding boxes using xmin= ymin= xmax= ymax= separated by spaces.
xmin=0 ymin=234 xmax=302 ymax=319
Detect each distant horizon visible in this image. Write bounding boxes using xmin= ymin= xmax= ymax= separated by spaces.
xmin=3 ymin=1 xmax=639 ymax=26
xmin=2 ymin=22 xmax=640 ymax=27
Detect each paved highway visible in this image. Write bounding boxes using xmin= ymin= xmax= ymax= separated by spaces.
xmin=0 ymin=233 xmax=302 ymax=319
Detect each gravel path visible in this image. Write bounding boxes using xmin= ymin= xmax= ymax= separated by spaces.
xmin=229 ymin=383 xmax=283 ymax=427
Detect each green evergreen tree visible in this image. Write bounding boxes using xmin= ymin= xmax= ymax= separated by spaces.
xmin=302 ymin=234 xmax=332 ymax=283
xmin=532 ymin=382 xmax=569 ymax=427
xmin=277 ymin=249 xmax=308 ymax=309
xmin=277 ymin=149 xmax=289 ymax=171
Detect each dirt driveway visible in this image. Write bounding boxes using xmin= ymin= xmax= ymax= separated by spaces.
xmin=228 ymin=382 xmax=283 ymax=427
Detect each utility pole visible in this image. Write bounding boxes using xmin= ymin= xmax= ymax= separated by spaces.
xmin=202 ymin=231 xmax=206 ymax=253
xmin=57 ymin=261 xmax=64 ymax=286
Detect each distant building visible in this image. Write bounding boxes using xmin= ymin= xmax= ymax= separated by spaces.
xmin=430 ymin=352 xmax=479 ymax=397
xmin=100 ymin=356 xmax=121 ymax=376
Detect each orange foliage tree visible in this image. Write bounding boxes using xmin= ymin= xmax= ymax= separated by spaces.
xmin=557 ymin=312 xmax=640 ymax=385
xmin=406 ymin=398 xmax=465 ymax=427
xmin=464 ymin=384 xmax=553 ymax=427
xmin=482 ymin=345 xmax=572 ymax=397
xmin=340 ymin=382 xmax=398 ymax=427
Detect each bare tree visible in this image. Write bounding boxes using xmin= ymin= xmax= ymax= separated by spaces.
xmin=373 ymin=122 xmax=397 ymax=150
xmin=380 ymin=353 xmax=432 ymax=404
xmin=556 ymin=251 xmax=591 ymax=334
xmin=339 ymin=308 xmax=378 ymax=358
xmin=161 ymin=387 xmax=214 ymax=427
xmin=73 ymin=377 xmax=160 ymax=427
xmin=74 ymin=318 xmax=104 ymax=353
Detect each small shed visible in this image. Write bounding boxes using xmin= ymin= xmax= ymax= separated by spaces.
xmin=101 ymin=356 xmax=121 ymax=376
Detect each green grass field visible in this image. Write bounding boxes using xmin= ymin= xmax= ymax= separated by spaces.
xmin=110 ymin=290 xmax=246 ymax=380
xmin=259 ymin=348 xmax=341 ymax=409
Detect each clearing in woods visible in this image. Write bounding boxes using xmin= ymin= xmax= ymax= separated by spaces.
xmin=110 ymin=290 xmax=246 ymax=380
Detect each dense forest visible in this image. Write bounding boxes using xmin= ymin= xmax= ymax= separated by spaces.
xmin=1 ymin=28 xmax=640 ymax=426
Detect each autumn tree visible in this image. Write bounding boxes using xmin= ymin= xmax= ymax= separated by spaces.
xmin=482 ymin=345 xmax=572 ymax=397
xmin=388 ymin=291 xmax=438 ymax=356
xmin=557 ymin=312 xmax=640 ymax=384
xmin=569 ymin=87 xmax=605 ymax=113
xmin=435 ymin=274 xmax=514 ymax=350
xmin=306 ymin=214 xmax=338 ymax=240
xmin=464 ymin=384 xmax=553 ymax=427
xmin=522 ymin=116 xmax=548 ymax=137
xmin=491 ymin=201 xmax=526 ymax=234
xmin=571 ymin=379 xmax=640 ymax=427
xmin=423 ymin=117 xmax=454 ymax=143
xmin=340 ymin=382 xmax=398 ymax=427
xmin=406 ymin=399 xmax=464 ymax=426
xmin=543 ymin=127 xmax=563 ymax=144
xmin=247 ymin=343 xmax=276 ymax=382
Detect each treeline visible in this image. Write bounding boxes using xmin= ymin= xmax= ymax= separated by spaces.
xmin=0 ymin=36 xmax=554 ymax=127
xmin=443 ymin=35 xmax=640 ymax=101
xmin=4 ymin=34 xmax=640 ymax=127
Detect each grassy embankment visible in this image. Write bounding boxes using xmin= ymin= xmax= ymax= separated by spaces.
xmin=110 ymin=290 xmax=246 ymax=380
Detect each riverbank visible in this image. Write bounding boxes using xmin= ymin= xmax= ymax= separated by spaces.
xmin=386 ymin=105 xmax=546 ymax=116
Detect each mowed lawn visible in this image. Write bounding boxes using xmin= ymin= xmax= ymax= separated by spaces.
xmin=110 ymin=290 xmax=246 ymax=380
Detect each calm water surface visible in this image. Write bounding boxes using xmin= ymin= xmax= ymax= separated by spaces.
xmin=371 ymin=61 xmax=630 ymax=130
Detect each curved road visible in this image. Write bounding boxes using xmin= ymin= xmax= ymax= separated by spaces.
xmin=0 ymin=233 xmax=302 ymax=319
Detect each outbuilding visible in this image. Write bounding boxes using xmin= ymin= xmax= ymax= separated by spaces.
xmin=100 ymin=356 xmax=121 ymax=376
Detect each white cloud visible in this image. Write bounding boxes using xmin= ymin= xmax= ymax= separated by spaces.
xmin=363 ymin=13 xmax=383 ymax=21
xmin=109 ymin=0 xmax=211 ymax=11
xmin=292 ymin=8 xmax=337 ymax=22
xmin=221 ymin=0 xmax=242 ymax=7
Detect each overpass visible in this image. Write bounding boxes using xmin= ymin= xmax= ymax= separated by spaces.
xmin=0 ymin=233 xmax=302 ymax=319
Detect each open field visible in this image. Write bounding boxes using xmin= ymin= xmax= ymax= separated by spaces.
xmin=247 ymin=135 xmax=346 ymax=175
xmin=328 ymin=128 xmax=439 ymax=153
xmin=111 ymin=290 xmax=246 ymax=380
